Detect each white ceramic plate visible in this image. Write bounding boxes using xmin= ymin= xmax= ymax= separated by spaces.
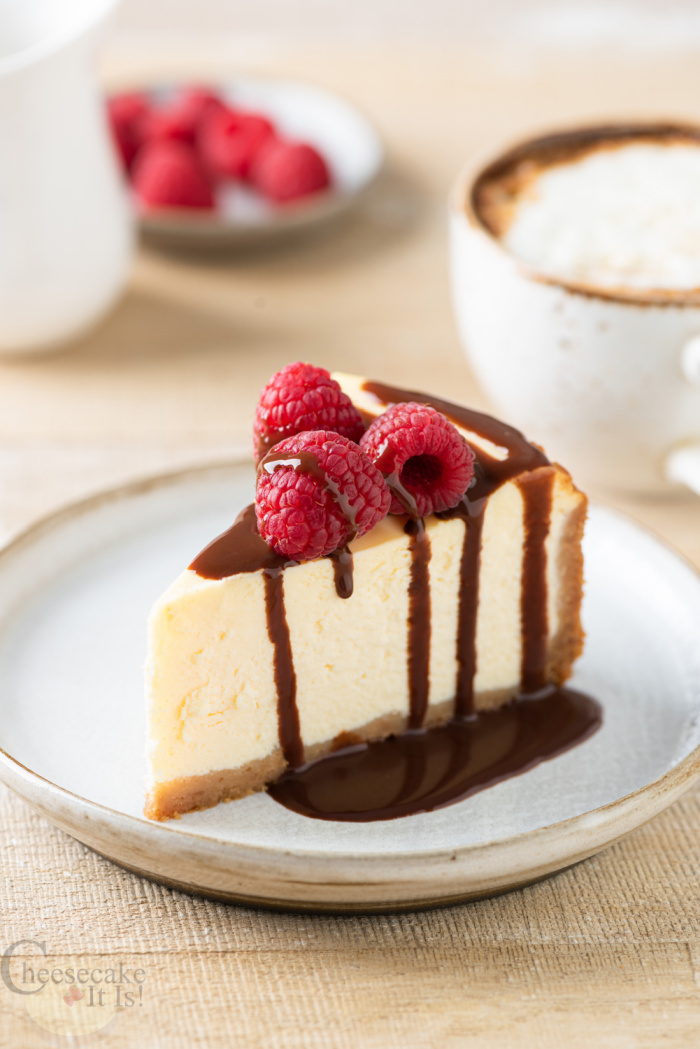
xmin=137 ymin=79 xmax=384 ymax=247
xmin=1 ymin=462 xmax=700 ymax=912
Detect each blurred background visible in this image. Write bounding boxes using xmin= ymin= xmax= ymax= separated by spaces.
xmin=2 ymin=0 xmax=699 ymax=563
xmin=111 ymin=0 xmax=700 ymax=52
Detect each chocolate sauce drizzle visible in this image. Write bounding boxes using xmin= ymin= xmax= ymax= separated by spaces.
xmin=190 ymin=448 xmax=365 ymax=771
xmin=518 ymin=470 xmax=555 ymax=693
xmin=372 ymin=439 xmax=421 ymax=518
xmin=438 ymin=494 xmax=486 ymax=717
xmin=190 ymin=380 xmax=594 ymax=813
xmin=268 ymin=685 xmax=602 ymax=822
xmin=190 ymin=506 xmax=304 ymax=768
xmin=328 ymin=546 xmax=354 ymax=599
xmin=404 ymin=518 xmax=432 ymax=729
xmin=189 ymin=503 xmax=292 ymax=579
xmin=363 ymin=381 xmax=552 ymax=711
xmin=263 ymin=569 xmax=303 ymax=768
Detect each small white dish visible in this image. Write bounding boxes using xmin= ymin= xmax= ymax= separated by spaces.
xmin=1 ymin=462 xmax=699 ymax=912
xmin=137 ymin=79 xmax=384 ymax=248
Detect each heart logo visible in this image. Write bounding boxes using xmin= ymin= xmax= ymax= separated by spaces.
xmin=63 ymin=986 xmax=84 ymax=1007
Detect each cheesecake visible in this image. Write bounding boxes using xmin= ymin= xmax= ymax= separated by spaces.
xmin=144 ymin=374 xmax=586 ymax=820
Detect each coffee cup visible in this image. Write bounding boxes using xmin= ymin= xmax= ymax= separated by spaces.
xmin=449 ymin=122 xmax=700 ymax=496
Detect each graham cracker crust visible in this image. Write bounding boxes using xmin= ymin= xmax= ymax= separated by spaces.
xmin=147 ymin=689 xmax=527 ymax=821
xmin=548 ymin=476 xmax=587 ymax=686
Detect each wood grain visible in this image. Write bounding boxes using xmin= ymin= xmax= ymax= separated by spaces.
xmin=1 ymin=36 xmax=700 ymax=1049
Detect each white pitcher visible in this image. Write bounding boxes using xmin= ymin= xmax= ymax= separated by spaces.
xmin=0 ymin=0 xmax=133 ymax=354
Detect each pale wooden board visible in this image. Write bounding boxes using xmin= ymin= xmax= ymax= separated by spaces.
xmin=2 ymin=36 xmax=700 ymax=1049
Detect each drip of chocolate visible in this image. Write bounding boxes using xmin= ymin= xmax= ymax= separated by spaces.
xmin=328 ymin=546 xmax=354 ymax=599
xmin=269 ymin=685 xmax=602 ymax=822
xmin=371 ymin=439 xmax=421 ymax=517
xmin=263 ymin=569 xmax=303 ymax=769
xmin=190 ymin=507 xmax=304 ymax=769
xmin=437 ymin=493 xmax=486 ymax=717
xmin=188 ymin=504 xmax=355 ymax=770
xmin=363 ymin=381 xmax=553 ymax=714
xmin=517 ymin=471 xmax=555 ymax=693
xmin=404 ymin=518 xmax=432 ymax=728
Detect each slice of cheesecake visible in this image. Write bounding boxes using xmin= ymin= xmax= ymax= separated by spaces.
xmin=144 ymin=375 xmax=586 ymax=820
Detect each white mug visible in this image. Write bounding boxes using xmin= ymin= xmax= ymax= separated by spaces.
xmin=0 ymin=0 xmax=133 ymax=355
xmin=449 ymin=122 xmax=700 ymax=497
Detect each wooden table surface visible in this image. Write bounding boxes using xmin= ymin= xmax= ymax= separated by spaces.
xmin=2 ymin=37 xmax=700 ymax=1048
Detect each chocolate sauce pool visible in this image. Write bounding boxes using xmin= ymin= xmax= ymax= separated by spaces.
xmin=189 ymin=380 xmax=600 ymax=821
xmin=268 ymin=686 xmax=602 ymax=822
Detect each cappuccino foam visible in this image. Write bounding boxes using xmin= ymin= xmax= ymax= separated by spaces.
xmin=497 ymin=141 xmax=700 ymax=290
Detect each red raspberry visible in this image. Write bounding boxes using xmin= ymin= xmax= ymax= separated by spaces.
xmin=141 ymin=107 xmax=192 ymax=146
xmin=142 ymin=88 xmax=225 ymax=146
xmin=251 ymin=140 xmax=331 ymax=202
xmin=107 ymin=92 xmax=150 ymax=171
xmin=198 ymin=108 xmax=276 ymax=180
xmin=256 ymin=431 xmax=391 ymax=560
xmin=360 ymin=403 xmax=475 ymax=517
xmin=253 ymin=362 xmax=365 ymax=460
xmin=132 ymin=141 xmax=215 ymax=211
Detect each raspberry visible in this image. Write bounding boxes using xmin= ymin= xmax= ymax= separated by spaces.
xmin=107 ymin=92 xmax=150 ymax=171
xmin=251 ymin=140 xmax=331 ymax=202
xmin=132 ymin=141 xmax=215 ymax=210
xmin=141 ymin=107 xmax=192 ymax=146
xmin=360 ymin=403 xmax=475 ymax=517
xmin=253 ymin=362 xmax=365 ymax=459
xmin=198 ymin=108 xmax=276 ymax=180
xmin=143 ymin=88 xmax=225 ymax=146
xmin=255 ymin=431 xmax=391 ymax=560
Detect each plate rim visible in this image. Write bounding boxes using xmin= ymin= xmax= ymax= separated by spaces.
xmin=0 ymin=460 xmax=699 ymax=874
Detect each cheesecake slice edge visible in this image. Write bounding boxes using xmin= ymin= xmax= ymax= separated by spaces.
xmin=144 ymin=375 xmax=586 ymax=821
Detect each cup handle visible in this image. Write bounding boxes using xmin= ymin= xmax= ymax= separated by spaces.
xmin=681 ymin=335 xmax=700 ymax=386
xmin=668 ymin=337 xmax=700 ymax=493
xmin=665 ymin=444 xmax=700 ymax=496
